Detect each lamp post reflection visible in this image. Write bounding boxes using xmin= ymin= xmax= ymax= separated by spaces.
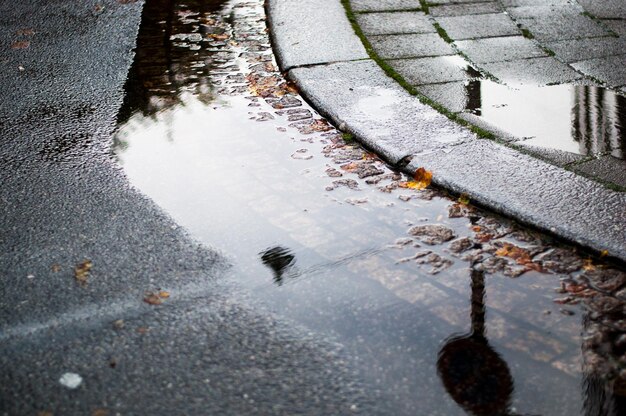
xmin=437 ymin=267 xmax=517 ymax=416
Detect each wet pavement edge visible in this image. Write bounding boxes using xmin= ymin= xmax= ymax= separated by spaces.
xmin=266 ymin=0 xmax=626 ymax=263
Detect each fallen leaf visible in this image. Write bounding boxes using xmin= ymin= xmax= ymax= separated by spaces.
xmin=600 ymin=250 xmax=609 ymax=258
xmin=582 ymin=258 xmax=595 ymax=272
xmin=16 ymin=28 xmax=35 ymax=36
xmin=74 ymin=260 xmax=92 ymax=286
xmin=143 ymin=292 xmax=163 ymax=305
xmin=458 ymin=193 xmax=470 ymax=205
xmin=51 ymin=264 xmax=61 ymax=273
xmin=495 ymin=243 xmax=543 ymax=273
xmin=11 ymin=40 xmax=30 ymax=49
xmin=411 ymin=167 xmax=433 ymax=189
xmin=208 ymin=33 xmax=229 ymax=41
xmin=158 ymin=290 xmax=170 ymax=299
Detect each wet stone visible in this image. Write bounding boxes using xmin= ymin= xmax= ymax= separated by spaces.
xmin=365 ymin=172 xmax=402 ymax=185
xmin=408 ymin=224 xmax=456 ymax=245
xmin=448 ymin=202 xmax=476 ymax=218
xmin=448 ymin=237 xmax=474 ymax=254
xmin=584 ymin=269 xmax=626 ymax=293
xmin=369 ymin=33 xmax=455 ymax=60
xmin=587 ymin=295 xmax=625 ymax=315
xmin=325 ymin=167 xmax=343 ymax=177
xmin=355 ymin=11 xmax=434 ymax=36
xmin=415 ymin=253 xmax=453 ymax=274
xmin=351 ymin=0 xmax=421 ymax=12
xmin=325 ymin=179 xmax=359 ymax=191
xmin=535 ymin=248 xmax=583 ymax=274
xmin=435 ymin=13 xmax=520 ymax=40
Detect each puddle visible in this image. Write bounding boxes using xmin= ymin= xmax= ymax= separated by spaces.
xmin=113 ymin=0 xmax=626 ymax=414
xmin=463 ymin=80 xmax=626 ymax=159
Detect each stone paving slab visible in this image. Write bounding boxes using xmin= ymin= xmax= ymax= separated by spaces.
xmin=369 ymin=33 xmax=455 ymax=59
xmin=415 ymin=81 xmax=471 ymax=113
xmin=429 ymin=1 xmax=503 ymax=17
xmin=507 ymin=6 xmax=609 ymax=42
xmin=266 ymin=0 xmax=368 ymax=70
xmin=578 ymin=0 xmax=626 ymax=19
xmin=573 ymin=156 xmax=626 ymax=189
xmin=544 ymin=37 xmax=626 ymax=63
xmin=405 ymin=141 xmax=626 ymax=260
xmin=602 ymin=20 xmax=626 ymax=37
xmin=480 ymin=56 xmax=583 ymax=86
xmin=436 ymin=13 xmax=520 ymax=40
xmin=355 ymin=11 xmax=434 ymax=35
xmin=288 ymin=60 xmax=475 ymax=164
xmin=393 ymin=55 xmax=480 ymax=85
xmin=455 ymin=36 xmax=546 ymax=63
xmin=571 ymin=54 xmax=626 ymax=88
xmin=351 ymin=0 xmax=421 ymax=12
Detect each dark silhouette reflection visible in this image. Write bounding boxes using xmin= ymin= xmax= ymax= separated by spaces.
xmin=437 ymin=267 xmax=515 ymax=416
xmin=117 ymin=0 xmax=228 ymax=124
xmin=573 ymin=86 xmax=625 ymax=159
xmin=260 ymin=246 xmax=296 ymax=286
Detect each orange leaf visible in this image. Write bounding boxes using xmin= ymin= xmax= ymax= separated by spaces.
xmin=411 ymin=167 xmax=433 ymax=190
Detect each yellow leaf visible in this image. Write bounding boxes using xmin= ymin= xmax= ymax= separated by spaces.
xmin=74 ymin=260 xmax=92 ymax=286
xmin=411 ymin=167 xmax=433 ymax=189
xmin=158 ymin=291 xmax=170 ymax=299
xmin=458 ymin=193 xmax=470 ymax=205
xmin=582 ymin=259 xmax=595 ymax=271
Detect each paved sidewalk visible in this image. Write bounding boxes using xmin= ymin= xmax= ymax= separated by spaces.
xmin=353 ymin=0 xmax=626 ymax=189
xmin=267 ymin=0 xmax=626 ymax=262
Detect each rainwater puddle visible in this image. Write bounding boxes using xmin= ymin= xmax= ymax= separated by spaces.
xmin=113 ymin=1 xmax=626 ymax=414
xmin=463 ymin=80 xmax=626 ymax=159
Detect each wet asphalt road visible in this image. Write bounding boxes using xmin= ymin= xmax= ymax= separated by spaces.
xmin=0 ymin=1 xmax=386 ymax=414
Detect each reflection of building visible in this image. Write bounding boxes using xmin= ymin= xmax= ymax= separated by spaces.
xmin=117 ymin=0 xmax=227 ymax=124
xmin=572 ymin=86 xmax=626 ymax=159
xmin=462 ymin=81 xmax=625 ymax=160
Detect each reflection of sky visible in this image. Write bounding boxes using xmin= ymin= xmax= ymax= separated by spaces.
xmin=469 ymin=81 xmax=578 ymax=154
xmin=465 ymin=81 xmax=625 ymax=157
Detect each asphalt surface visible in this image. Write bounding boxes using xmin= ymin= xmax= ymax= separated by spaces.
xmin=0 ymin=1 xmax=386 ymax=414
xmin=267 ymin=0 xmax=626 ymax=262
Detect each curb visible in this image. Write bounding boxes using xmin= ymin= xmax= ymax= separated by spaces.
xmin=266 ymin=0 xmax=626 ymax=263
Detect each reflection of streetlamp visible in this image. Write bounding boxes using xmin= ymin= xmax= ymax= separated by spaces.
xmin=437 ymin=266 xmax=516 ymax=416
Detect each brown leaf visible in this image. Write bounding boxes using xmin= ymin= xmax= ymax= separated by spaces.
xmin=11 ymin=40 xmax=30 ymax=49
xmin=412 ymin=167 xmax=433 ymax=189
xmin=16 ymin=28 xmax=35 ymax=36
xmin=74 ymin=260 xmax=92 ymax=286
xmin=143 ymin=292 xmax=163 ymax=305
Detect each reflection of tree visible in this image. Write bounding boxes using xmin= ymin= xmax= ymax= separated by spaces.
xmin=572 ymin=86 xmax=625 ymax=159
xmin=437 ymin=267 xmax=515 ymax=416
xmin=116 ymin=0 xmax=228 ymax=125
xmin=578 ymin=269 xmax=626 ymax=416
